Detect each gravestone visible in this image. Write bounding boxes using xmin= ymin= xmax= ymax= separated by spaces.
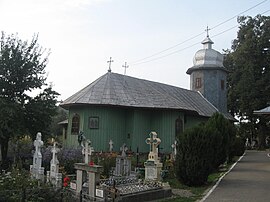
xmin=82 ymin=139 xmax=94 ymax=164
xmin=109 ymin=139 xmax=113 ymax=152
xmin=30 ymin=132 xmax=45 ymax=181
xmin=144 ymin=132 xmax=163 ymax=181
xmin=47 ymin=142 xmax=62 ymax=187
xmin=114 ymin=143 xmax=131 ymax=176
xmin=171 ymin=140 xmax=177 ymax=160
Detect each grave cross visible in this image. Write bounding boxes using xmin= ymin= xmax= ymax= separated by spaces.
xmin=122 ymin=62 xmax=129 ymax=75
xmin=51 ymin=142 xmax=60 ymax=164
xmin=107 ymin=57 xmax=114 ymax=72
xmin=109 ymin=139 xmax=114 ymax=152
xmin=145 ymin=132 xmax=161 ymax=161
xmin=146 ymin=132 xmax=161 ymax=153
xmin=34 ymin=132 xmax=43 ymax=158
xmin=120 ymin=143 xmax=128 ymax=157
xmin=82 ymin=140 xmax=94 ymax=164
xmin=171 ymin=140 xmax=177 ymax=159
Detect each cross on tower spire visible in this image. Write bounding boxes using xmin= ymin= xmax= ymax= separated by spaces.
xmin=122 ymin=62 xmax=129 ymax=75
xmin=107 ymin=57 xmax=114 ymax=72
xmin=205 ymin=26 xmax=210 ymax=37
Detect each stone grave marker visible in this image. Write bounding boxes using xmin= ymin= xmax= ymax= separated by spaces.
xmin=47 ymin=142 xmax=62 ymax=187
xmin=109 ymin=139 xmax=113 ymax=152
xmin=30 ymin=132 xmax=45 ymax=181
xmin=82 ymin=139 xmax=94 ymax=164
xmin=144 ymin=131 xmax=163 ymax=181
xmin=114 ymin=143 xmax=131 ymax=177
xmin=171 ymin=140 xmax=177 ymax=160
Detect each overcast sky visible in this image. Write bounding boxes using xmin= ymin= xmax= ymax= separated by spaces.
xmin=0 ymin=0 xmax=269 ymax=101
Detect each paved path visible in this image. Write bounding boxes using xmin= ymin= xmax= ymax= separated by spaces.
xmin=204 ymin=150 xmax=270 ymax=202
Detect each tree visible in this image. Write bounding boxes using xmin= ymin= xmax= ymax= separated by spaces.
xmin=0 ymin=32 xmax=59 ymax=166
xmin=224 ymin=15 xmax=270 ymax=145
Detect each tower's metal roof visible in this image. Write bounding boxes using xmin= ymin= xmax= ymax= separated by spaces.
xmin=60 ymin=72 xmax=232 ymax=119
xmin=187 ymin=36 xmax=227 ymax=74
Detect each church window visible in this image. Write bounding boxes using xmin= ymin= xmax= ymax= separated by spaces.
xmin=175 ymin=117 xmax=183 ymax=138
xmin=71 ymin=114 xmax=80 ymax=134
xmin=89 ymin=117 xmax=99 ymax=129
xmin=221 ymin=80 xmax=225 ymax=90
xmin=195 ymin=78 xmax=202 ymax=88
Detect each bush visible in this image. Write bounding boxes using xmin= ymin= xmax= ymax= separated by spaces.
xmin=43 ymin=147 xmax=82 ymax=174
xmin=176 ymin=125 xmax=214 ymax=186
xmin=176 ymin=113 xmax=237 ymax=186
xmin=204 ymin=113 xmax=235 ymax=169
xmin=0 ymin=169 xmax=63 ymax=201
xmin=230 ymin=136 xmax=245 ymax=157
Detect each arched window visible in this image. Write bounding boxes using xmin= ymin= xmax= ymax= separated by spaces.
xmin=175 ymin=117 xmax=183 ymax=138
xmin=71 ymin=114 xmax=80 ymax=134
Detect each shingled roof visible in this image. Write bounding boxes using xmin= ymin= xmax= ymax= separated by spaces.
xmin=61 ymin=72 xmax=225 ymax=118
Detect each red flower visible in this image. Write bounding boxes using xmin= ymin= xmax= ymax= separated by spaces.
xmin=89 ymin=161 xmax=95 ymax=166
xmin=63 ymin=176 xmax=70 ymax=187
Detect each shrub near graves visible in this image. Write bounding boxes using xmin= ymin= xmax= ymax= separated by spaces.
xmin=0 ymin=169 xmax=62 ymax=201
xmin=176 ymin=125 xmax=215 ymax=186
xmin=205 ymin=113 xmax=235 ymax=169
xmin=176 ymin=113 xmax=237 ymax=186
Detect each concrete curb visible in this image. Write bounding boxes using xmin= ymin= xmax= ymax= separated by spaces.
xmin=199 ymin=152 xmax=246 ymax=202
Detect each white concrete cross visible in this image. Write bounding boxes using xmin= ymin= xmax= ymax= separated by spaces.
xmin=171 ymin=140 xmax=177 ymax=159
xmin=33 ymin=132 xmax=44 ymax=167
xmin=109 ymin=139 xmax=114 ymax=152
xmin=34 ymin=132 xmax=43 ymax=157
xmin=82 ymin=140 xmax=94 ymax=164
xmin=120 ymin=143 xmax=128 ymax=157
xmin=145 ymin=132 xmax=161 ymax=161
xmin=51 ymin=142 xmax=60 ymax=165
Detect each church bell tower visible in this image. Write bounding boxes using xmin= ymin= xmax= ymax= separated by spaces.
xmin=186 ymin=34 xmax=228 ymax=113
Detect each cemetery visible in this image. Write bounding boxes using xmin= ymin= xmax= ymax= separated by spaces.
xmin=0 ymin=131 xmax=175 ymax=201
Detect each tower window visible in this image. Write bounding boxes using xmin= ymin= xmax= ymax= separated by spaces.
xmin=195 ymin=78 xmax=202 ymax=89
xmin=221 ymin=80 xmax=225 ymax=90
xmin=71 ymin=114 xmax=80 ymax=134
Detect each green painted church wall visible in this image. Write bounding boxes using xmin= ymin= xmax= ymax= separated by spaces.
xmin=64 ymin=106 xmax=207 ymax=153
xmin=65 ymin=106 xmax=126 ymax=151
xmin=130 ymin=109 xmax=151 ymax=152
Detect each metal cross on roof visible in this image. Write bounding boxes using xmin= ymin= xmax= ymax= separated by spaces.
xmin=205 ymin=26 xmax=210 ymax=37
xmin=107 ymin=57 xmax=114 ymax=72
xmin=122 ymin=62 xmax=129 ymax=75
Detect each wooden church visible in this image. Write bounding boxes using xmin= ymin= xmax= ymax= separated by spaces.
xmin=60 ymin=35 xmax=232 ymax=153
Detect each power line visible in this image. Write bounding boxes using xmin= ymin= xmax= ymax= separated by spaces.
xmin=211 ymin=0 xmax=268 ymax=30
xmin=132 ymin=6 xmax=269 ymax=67
xmin=131 ymin=0 xmax=269 ymax=65
xmin=132 ymin=25 xmax=240 ymax=66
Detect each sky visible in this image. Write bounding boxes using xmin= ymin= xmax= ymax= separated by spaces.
xmin=0 ymin=0 xmax=269 ymax=101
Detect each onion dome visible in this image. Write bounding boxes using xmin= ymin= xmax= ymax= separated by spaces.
xmin=187 ymin=36 xmax=226 ymax=74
